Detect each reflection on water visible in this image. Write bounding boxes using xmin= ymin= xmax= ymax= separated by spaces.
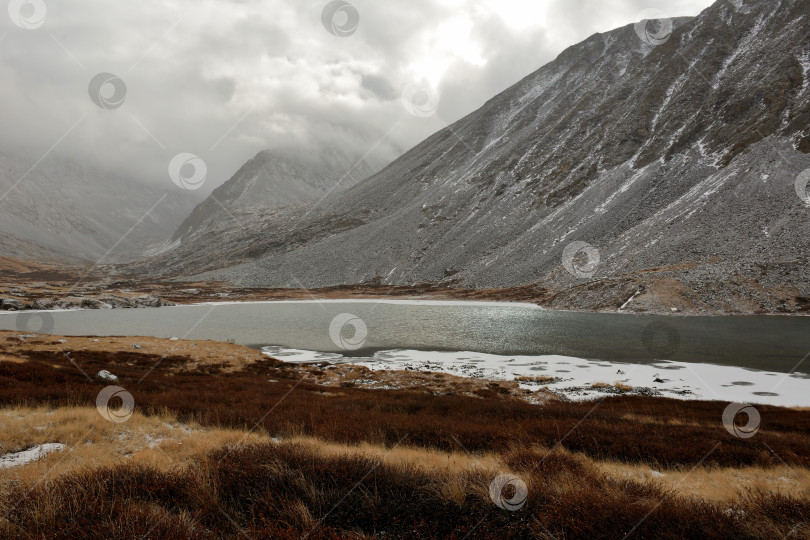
xmin=1 ymin=300 xmax=809 ymax=373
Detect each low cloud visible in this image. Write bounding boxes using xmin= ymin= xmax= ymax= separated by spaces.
xmin=0 ymin=0 xmax=713 ymax=193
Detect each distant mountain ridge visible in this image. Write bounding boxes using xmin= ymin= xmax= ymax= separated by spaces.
xmin=0 ymin=151 xmax=202 ymax=263
xmin=171 ymin=145 xmax=390 ymax=241
xmin=136 ymin=0 xmax=810 ymax=314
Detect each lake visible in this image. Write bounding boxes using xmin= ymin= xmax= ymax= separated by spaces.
xmin=2 ymin=300 xmax=809 ymax=369
xmin=2 ymin=300 xmax=809 ymax=405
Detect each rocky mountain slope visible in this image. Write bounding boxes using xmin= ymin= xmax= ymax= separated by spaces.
xmin=0 ymin=151 xmax=202 ymax=263
xmin=170 ymin=146 xmax=389 ymax=242
xmin=136 ymin=0 xmax=810 ymax=313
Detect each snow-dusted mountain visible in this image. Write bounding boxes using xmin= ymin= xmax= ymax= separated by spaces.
xmin=137 ymin=0 xmax=810 ymax=313
xmin=0 ymin=151 xmax=203 ymax=263
xmin=171 ymin=145 xmax=390 ymax=241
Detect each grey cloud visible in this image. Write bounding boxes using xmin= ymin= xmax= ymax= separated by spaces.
xmin=0 ymin=0 xmax=714 ymax=195
xmin=360 ymin=73 xmax=398 ymax=101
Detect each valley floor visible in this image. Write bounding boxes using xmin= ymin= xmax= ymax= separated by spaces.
xmin=0 ymin=331 xmax=808 ymax=538
xmin=2 ymin=256 xmax=810 ymax=316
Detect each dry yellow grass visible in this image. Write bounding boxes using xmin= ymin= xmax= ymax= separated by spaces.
xmin=594 ymin=459 xmax=810 ymax=501
xmin=0 ymin=406 xmax=267 ymax=486
xmin=3 ymin=406 xmax=808 ymax=506
xmin=0 ymin=333 xmax=266 ymax=373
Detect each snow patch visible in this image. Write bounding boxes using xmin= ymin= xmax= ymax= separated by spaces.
xmin=262 ymin=348 xmax=810 ymax=407
xmin=0 ymin=443 xmax=66 ymax=469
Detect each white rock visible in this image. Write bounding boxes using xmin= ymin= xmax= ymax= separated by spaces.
xmin=96 ymin=370 xmax=118 ymax=382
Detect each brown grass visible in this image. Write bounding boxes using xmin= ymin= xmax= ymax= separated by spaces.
xmin=591 ymin=381 xmax=634 ymax=392
xmin=1 ymin=427 xmax=809 ymax=539
xmin=0 ymin=406 xmax=266 ymax=484
xmin=1 ymin=332 xmax=809 ymax=469
xmin=1 ymin=332 xmax=809 ymax=537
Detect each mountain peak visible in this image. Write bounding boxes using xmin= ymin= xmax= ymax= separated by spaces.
xmin=138 ymin=0 xmax=810 ymax=314
xmin=172 ymin=144 xmax=392 ymax=241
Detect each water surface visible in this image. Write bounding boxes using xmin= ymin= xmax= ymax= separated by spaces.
xmin=1 ymin=300 xmax=809 ymax=373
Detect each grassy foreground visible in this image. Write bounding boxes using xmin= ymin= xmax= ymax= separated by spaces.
xmin=0 ymin=332 xmax=809 ymax=538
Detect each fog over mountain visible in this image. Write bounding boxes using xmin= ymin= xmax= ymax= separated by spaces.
xmin=0 ymin=0 xmax=720 ymax=263
xmin=0 ymin=150 xmax=203 ymax=262
xmin=138 ymin=0 xmax=810 ymax=313
xmin=169 ymin=145 xmax=391 ymax=243
xmin=0 ymin=0 xmax=712 ymax=192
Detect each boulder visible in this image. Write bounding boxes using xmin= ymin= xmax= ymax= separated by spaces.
xmin=96 ymin=370 xmax=118 ymax=382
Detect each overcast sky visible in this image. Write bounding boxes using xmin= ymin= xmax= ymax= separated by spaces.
xmin=0 ymin=0 xmax=715 ymax=193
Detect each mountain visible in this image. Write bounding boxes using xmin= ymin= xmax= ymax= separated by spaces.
xmin=170 ymin=146 xmax=390 ymax=242
xmin=136 ymin=0 xmax=810 ymax=313
xmin=0 ymin=151 xmax=203 ymax=263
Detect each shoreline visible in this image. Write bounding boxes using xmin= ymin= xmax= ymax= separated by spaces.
xmin=4 ymin=295 xmax=810 ymax=318
xmin=2 ymin=259 xmax=810 ymax=316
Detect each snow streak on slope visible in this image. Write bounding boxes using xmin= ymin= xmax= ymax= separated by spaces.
xmin=136 ymin=0 xmax=810 ymax=312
